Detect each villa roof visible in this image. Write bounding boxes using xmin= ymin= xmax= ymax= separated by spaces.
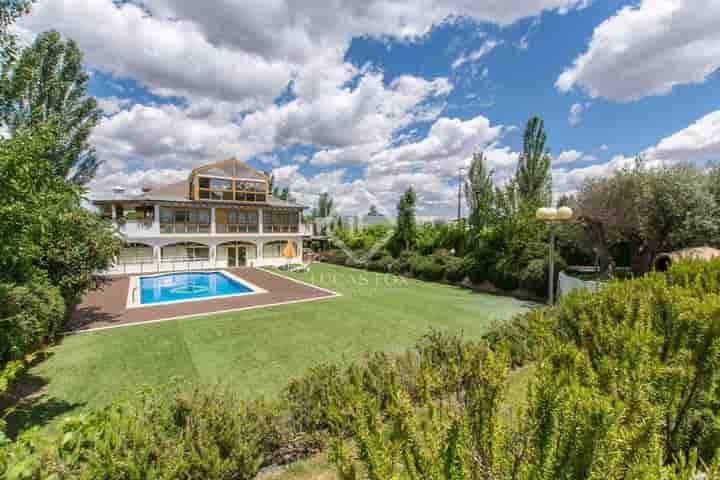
xmin=92 ymin=158 xmax=306 ymax=209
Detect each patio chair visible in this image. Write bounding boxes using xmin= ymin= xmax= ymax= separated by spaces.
xmin=289 ymin=263 xmax=311 ymax=273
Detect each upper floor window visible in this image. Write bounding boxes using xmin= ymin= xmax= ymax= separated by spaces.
xmin=198 ymin=177 xmax=233 ymax=200
xmin=216 ymin=209 xmax=259 ymax=233
xmin=160 ymin=207 xmax=210 ymax=233
xmin=196 ymin=175 xmax=267 ymax=202
xmin=263 ymin=210 xmax=299 ymax=233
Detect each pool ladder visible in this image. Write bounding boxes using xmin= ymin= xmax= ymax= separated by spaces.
xmin=132 ymin=286 xmax=138 ymax=304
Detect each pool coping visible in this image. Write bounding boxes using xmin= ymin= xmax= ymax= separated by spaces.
xmin=126 ymin=270 xmax=267 ymax=309
xmin=65 ymin=267 xmax=341 ymax=335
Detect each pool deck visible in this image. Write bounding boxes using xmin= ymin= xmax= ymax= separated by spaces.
xmin=66 ymin=268 xmax=339 ymax=333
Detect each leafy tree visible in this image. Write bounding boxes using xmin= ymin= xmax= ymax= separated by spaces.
xmin=0 ymin=30 xmax=100 ymax=184
xmin=515 ymin=115 xmax=552 ymax=206
xmin=0 ymin=0 xmax=33 ymax=61
xmin=464 ymin=151 xmax=495 ymax=228
xmin=0 ymin=124 xmax=120 ymax=303
xmin=394 ymin=187 xmax=416 ymax=252
xmin=575 ymin=161 xmax=719 ymax=274
xmin=368 ymin=204 xmax=379 ymax=216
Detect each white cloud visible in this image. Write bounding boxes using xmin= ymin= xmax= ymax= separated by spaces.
xmin=556 ymin=0 xmax=720 ymax=101
xmin=600 ymin=144 xmax=609 ymax=151
xmin=19 ymin=0 xmax=293 ymax=107
xmin=96 ymin=96 xmax=132 ymax=116
xmin=555 ymin=149 xmax=584 ymax=164
xmin=553 ymin=110 xmax=720 ymax=194
xmin=568 ymin=102 xmax=584 ymax=126
xmin=451 ymin=39 xmax=502 ymax=69
xmin=642 ymin=110 xmax=720 ymax=165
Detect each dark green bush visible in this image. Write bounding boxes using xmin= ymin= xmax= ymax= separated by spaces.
xmin=1 ymin=383 xmax=290 ymax=479
xmin=0 ymin=277 xmax=65 ymax=365
xmin=444 ymin=256 xmax=469 ymax=282
xmin=365 ymin=254 xmax=393 ymax=273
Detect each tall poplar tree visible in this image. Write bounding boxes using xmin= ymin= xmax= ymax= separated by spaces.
xmin=0 ymin=30 xmax=100 ymax=184
xmin=515 ymin=116 xmax=552 ymax=206
xmin=464 ymin=151 xmax=495 ymax=228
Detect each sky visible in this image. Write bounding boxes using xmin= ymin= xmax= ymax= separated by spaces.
xmin=16 ymin=0 xmax=720 ymax=219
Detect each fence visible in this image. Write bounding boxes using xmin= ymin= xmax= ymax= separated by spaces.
xmin=558 ymin=271 xmax=603 ymax=298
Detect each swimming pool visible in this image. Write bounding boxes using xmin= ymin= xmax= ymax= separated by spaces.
xmin=136 ymin=271 xmax=261 ymax=305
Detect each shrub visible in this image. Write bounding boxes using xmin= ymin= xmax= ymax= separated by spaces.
xmin=410 ymin=255 xmax=445 ymax=281
xmin=390 ymin=251 xmax=418 ymax=275
xmin=1 ymin=383 xmax=289 ymax=479
xmin=365 ymin=254 xmax=393 ymax=273
xmin=319 ymin=249 xmax=347 ymax=265
xmin=0 ymin=277 xmax=65 ymax=365
xmin=444 ymin=256 xmax=469 ymax=282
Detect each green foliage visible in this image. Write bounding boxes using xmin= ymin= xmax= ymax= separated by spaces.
xmin=465 ymin=152 xmax=495 ymax=229
xmin=0 ymin=31 xmax=100 ymax=184
xmin=1 ymin=383 xmax=287 ymax=479
xmin=0 ymin=277 xmax=64 ymax=365
xmin=515 ymin=115 xmax=552 ymax=206
xmin=575 ymin=161 xmax=720 ymax=274
xmin=0 ymin=125 xmax=121 ymax=302
xmin=393 ymin=187 xmax=417 ymax=253
xmin=0 ymin=1 xmax=33 ymax=62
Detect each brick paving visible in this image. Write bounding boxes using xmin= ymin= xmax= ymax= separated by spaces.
xmin=66 ymin=268 xmax=337 ymax=332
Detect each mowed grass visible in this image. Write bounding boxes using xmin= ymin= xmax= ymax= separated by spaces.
xmin=11 ymin=263 xmax=533 ymax=433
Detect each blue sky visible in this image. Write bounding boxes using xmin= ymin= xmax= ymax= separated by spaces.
xmin=18 ymin=0 xmax=720 ymax=217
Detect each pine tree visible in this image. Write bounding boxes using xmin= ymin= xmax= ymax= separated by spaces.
xmin=0 ymin=30 xmax=100 ymax=184
xmin=515 ymin=116 xmax=552 ymax=206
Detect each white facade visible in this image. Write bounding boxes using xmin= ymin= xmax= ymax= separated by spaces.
xmin=106 ymin=206 xmax=306 ymax=275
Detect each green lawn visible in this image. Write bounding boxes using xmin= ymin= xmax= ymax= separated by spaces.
xmin=9 ymin=263 xmax=533 ymax=434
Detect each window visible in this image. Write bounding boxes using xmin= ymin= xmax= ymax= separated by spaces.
xmin=234 ymin=180 xmax=266 ymax=202
xmin=160 ymin=207 xmax=210 ymax=233
xmin=216 ymin=209 xmax=259 ymax=233
xmin=198 ymin=176 xmax=234 ymax=200
xmin=118 ymin=243 xmax=154 ymax=264
xmin=263 ymin=241 xmax=294 ymax=258
xmin=263 ymin=210 xmax=299 ymax=232
xmin=161 ymin=242 xmax=209 ymax=262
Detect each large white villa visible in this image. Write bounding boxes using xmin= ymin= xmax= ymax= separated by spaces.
xmin=93 ymin=158 xmax=307 ymax=274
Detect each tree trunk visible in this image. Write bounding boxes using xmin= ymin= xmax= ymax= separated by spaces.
xmin=581 ymin=219 xmax=613 ymax=273
xmin=629 ymin=238 xmax=654 ymax=275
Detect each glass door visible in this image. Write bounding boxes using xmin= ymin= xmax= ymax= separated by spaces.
xmin=227 ymin=247 xmax=237 ymax=267
xmin=238 ymin=247 xmax=246 ymax=266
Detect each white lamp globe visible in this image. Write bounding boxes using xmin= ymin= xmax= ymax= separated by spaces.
xmin=556 ymin=206 xmax=573 ymax=220
xmin=535 ymin=207 xmax=557 ymax=220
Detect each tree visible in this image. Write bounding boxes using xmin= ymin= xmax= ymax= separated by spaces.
xmin=1 ymin=0 xmax=33 ymax=61
xmin=464 ymin=151 xmax=495 ymax=228
xmin=368 ymin=204 xmax=379 ymax=216
xmin=575 ymin=161 xmax=719 ymax=274
xmin=394 ymin=187 xmax=416 ymax=252
xmin=515 ymin=116 xmax=552 ymax=206
xmin=312 ymin=192 xmax=335 ymax=219
xmin=0 ymin=30 xmax=100 ymax=184
xmin=0 ymin=124 xmax=120 ymax=303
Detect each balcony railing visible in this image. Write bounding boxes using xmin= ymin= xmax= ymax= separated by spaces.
xmin=160 ymin=224 xmax=211 ymax=234
xmin=263 ymin=224 xmax=299 ymax=233
xmin=216 ymin=224 xmax=259 ymax=233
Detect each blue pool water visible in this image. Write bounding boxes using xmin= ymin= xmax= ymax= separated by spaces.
xmin=139 ymin=272 xmax=254 ymax=304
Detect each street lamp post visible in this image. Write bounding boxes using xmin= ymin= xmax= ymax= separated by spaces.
xmin=536 ymin=206 xmax=573 ymax=305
